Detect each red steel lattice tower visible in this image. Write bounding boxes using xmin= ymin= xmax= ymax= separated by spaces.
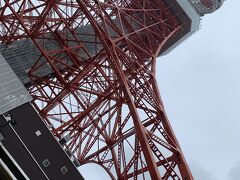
xmin=0 ymin=0 xmax=224 ymax=179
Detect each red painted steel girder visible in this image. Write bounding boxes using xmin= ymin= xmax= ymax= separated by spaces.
xmin=0 ymin=1 xmax=193 ymax=179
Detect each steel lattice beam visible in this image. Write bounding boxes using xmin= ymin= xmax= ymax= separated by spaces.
xmin=0 ymin=0 xmax=195 ymax=179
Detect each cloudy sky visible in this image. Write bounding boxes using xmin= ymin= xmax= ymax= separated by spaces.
xmin=158 ymin=1 xmax=240 ymax=180
xmin=79 ymin=1 xmax=240 ymax=179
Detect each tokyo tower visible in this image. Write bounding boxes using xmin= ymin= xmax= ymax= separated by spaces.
xmin=0 ymin=0 xmax=224 ymax=179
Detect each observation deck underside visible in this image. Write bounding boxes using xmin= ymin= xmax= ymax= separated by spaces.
xmin=0 ymin=0 xmax=196 ymax=86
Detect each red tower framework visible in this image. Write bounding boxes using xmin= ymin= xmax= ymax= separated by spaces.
xmin=0 ymin=0 xmax=223 ymax=179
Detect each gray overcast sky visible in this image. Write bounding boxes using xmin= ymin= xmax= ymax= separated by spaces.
xmin=79 ymin=1 xmax=240 ymax=179
xmin=158 ymin=1 xmax=240 ymax=180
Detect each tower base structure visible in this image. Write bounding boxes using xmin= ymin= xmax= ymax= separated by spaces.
xmin=0 ymin=0 xmax=224 ymax=179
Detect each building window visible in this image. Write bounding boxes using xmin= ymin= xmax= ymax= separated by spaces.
xmin=61 ymin=166 xmax=68 ymax=174
xmin=35 ymin=130 xmax=42 ymax=136
xmin=42 ymin=159 xmax=50 ymax=167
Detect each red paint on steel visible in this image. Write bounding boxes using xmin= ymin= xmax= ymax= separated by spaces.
xmin=1 ymin=0 xmax=193 ymax=179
